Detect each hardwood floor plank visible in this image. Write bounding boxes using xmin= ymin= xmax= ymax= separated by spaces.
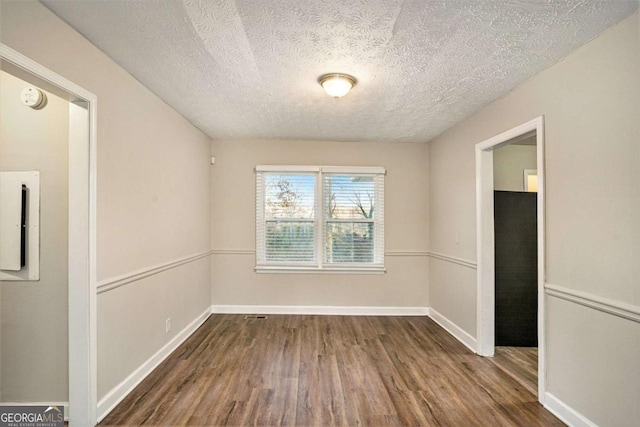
xmin=100 ymin=315 xmax=563 ymax=426
xmin=492 ymin=346 xmax=539 ymax=396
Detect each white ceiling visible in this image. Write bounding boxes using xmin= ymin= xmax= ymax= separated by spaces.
xmin=43 ymin=0 xmax=638 ymax=143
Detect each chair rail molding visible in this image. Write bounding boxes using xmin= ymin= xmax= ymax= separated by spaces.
xmin=385 ymin=250 xmax=429 ymax=257
xmin=427 ymin=251 xmax=477 ymax=269
xmin=211 ymin=249 xmax=256 ymax=255
xmin=545 ymin=283 xmax=640 ymax=323
xmin=97 ymin=249 xmax=215 ymax=294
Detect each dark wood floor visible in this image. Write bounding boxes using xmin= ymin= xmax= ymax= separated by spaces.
xmin=100 ymin=315 xmax=562 ymax=426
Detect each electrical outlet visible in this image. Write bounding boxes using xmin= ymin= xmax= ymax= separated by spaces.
xmin=165 ymin=318 xmax=171 ymax=333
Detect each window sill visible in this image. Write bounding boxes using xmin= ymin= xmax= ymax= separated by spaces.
xmin=255 ymin=266 xmax=386 ymax=275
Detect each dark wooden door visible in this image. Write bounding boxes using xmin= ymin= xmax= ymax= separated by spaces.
xmin=494 ymin=191 xmax=538 ymax=347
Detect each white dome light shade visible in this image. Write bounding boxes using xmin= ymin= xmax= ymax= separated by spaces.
xmin=318 ymin=73 xmax=356 ymax=98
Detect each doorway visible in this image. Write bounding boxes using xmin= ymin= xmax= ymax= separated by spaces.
xmin=494 ymin=135 xmax=538 ymax=347
xmin=475 ymin=116 xmax=546 ymax=403
xmin=0 ymin=44 xmax=97 ymax=425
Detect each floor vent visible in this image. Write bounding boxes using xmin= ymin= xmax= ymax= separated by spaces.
xmin=244 ymin=314 xmax=268 ymax=320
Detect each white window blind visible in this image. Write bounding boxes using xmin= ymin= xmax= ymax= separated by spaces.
xmin=256 ymin=166 xmax=385 ymax=272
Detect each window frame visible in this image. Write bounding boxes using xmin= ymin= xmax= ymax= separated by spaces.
xmin=256 ymin=165 xmax=385 ymax=274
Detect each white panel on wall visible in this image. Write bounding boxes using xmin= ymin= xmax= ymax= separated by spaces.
xmin=0 ymin=174 xmax=22 ymax=270
xmin=0 ymin=171 xmax=40 ymax=280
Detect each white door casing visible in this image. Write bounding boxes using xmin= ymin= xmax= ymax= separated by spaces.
xmin=0 ymin=43 xmax=98 ymax=426
xmin=475 ymin=116 xmax=546 ymax=402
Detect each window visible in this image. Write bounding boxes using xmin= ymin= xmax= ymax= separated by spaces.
xmin=523 ymin=169 xmax=538 ymax=192
xmin=256 ymin=166 xmax=385 ymax=272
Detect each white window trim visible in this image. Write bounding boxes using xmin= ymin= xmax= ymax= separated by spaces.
xmin=255 ymin=266 xmax=386 ymax=274
xmin=256 ymin=165 xmax=386 ymax=274
xmin=255 ymin=165 xmax=385 ymax=174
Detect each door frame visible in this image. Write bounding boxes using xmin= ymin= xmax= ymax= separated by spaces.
xmin=1 ymin=44 xmax=98 ymax=425
xmin=475 ymin=116 xmax=546 ymax=402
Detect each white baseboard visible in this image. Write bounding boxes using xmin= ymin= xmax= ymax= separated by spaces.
xmin=0 ymin=402 xmax=69 ymax=422
xmin=96 ymin=307 xmax=211 ymax=423
xmin=427 ymin=308 xmax=477 ymax=353
xmin=210 ymin=305 xmax=429 ymax=316
xmin=544 ymin=392 xmax=596 ymax=427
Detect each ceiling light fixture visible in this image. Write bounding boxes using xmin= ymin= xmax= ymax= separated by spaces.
xmin=318 ymin=73 xmax=357 ymax=98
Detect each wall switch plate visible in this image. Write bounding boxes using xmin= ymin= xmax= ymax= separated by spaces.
xmin=165 ymin=318 xmax=171 ymax=333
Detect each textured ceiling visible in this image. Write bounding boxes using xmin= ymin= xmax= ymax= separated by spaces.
xmin=43 ymin=0 xmax=638 ymax=143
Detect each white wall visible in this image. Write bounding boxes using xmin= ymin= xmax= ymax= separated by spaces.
xmin=210 ymin=139 xmax=429 ymax=309
xmin=0 ymin=71 xmax=69 ymax=401
xmin=493 ymin=143 xmax=537 ymax=191
xmin=1 ymin=0 xmax=212 ymax=403
xmin=428 ymin=12 xmax=639 ymax=426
